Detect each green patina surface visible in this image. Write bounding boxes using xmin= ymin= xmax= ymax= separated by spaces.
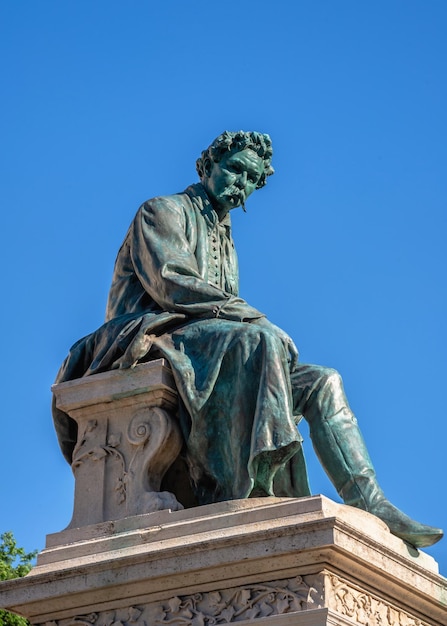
xmin=53 ymin=131 xmax=443 ymax=548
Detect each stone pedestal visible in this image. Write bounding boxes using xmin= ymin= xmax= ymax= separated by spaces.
xmin=2 ymin=362 xmax=446 ymax=626
xmin=1 ymin=496 xmax=446 ymax=626
xmin=51 ymin=359 xmax=184 ymax=527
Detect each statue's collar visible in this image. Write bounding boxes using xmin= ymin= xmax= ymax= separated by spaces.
xmin=185 ymin=183 xmax=231 ymax=230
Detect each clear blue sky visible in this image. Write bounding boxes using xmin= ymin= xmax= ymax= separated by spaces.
xmin=1 ymin=1 xmax=446 ymax=574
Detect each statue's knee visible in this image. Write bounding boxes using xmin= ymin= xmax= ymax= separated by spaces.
xmin=319 ymin=367 xmax=344 ymax=394
xmin=229 ymin=322 xmax=287 ymax=364
xmin=301 ymin=366 xmax=347 ymax=424
xmin=227 ymin=323 xmax=265 ymax=357
xmin=240 ymin=323 xmax=280 ymax=348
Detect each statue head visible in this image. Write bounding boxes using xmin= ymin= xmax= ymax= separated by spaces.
xmin=196 ymin=130 xmax=274 ymax=190
xmin=196 ymin=131 xmax=274 ymax=216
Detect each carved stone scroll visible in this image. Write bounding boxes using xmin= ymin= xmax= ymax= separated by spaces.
xmin=52 ymin=359 xmax=183 ymax=528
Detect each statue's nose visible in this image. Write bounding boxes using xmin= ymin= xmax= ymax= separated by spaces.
xmin=237 ymin=171 xmax=248 ymax=188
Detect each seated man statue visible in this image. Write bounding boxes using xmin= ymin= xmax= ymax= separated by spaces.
xmin=53 ymin=130 xmax=443 ymax=548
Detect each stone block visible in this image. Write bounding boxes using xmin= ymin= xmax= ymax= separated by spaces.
xmin=51 ymin=359 xmax=183 ymax=527
xmin=1 ymin=496 xmax=446 ymax=626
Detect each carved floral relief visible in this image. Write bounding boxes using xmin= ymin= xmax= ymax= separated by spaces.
xmin=40 ymin=576 xmax=322 ymax=626
xmin=326 ymin=573 xmax=430 ymax=626
xmin=40 ymin=573 xmax=434 ymax=626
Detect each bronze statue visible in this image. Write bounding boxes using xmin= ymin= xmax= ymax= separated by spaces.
xmin=53 ymin=130 xmax=443 ymax=548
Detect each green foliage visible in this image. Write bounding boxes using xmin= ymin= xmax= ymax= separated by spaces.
xmin=0 ymin=532 xmax=38 ymax=626
xmin=0 ymin=611 xmax=31 ymax=626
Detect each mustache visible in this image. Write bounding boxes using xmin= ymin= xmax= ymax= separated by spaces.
xmin=227 ymin=187 xmax=246 ymax=206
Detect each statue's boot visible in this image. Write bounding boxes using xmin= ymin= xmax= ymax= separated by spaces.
xmin=309 ymin=407 xmax=443 ymax=548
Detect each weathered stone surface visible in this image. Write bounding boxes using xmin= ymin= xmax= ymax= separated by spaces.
xmin=52 ymin=359 xmax=183 ymax=527
xmin=1 ymin=497 xmax=446 ymax=626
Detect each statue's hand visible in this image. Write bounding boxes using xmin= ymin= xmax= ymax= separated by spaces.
xmin=251 ymin=317 xmax=299 ymax=372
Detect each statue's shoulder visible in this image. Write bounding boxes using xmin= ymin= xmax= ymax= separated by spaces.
xmin=134 ymin=188 xmax=195 ymax=224
xmin=140 ymin=186 xmax=199 ymax=212
xmin=135 ymin=185 xmax=207 ymax=232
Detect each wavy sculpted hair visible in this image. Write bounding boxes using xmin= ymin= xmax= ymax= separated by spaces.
xmin=196 ymin=130 xmax=274 ymax=190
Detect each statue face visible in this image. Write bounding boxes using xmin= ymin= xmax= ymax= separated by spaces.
xmin=203 ymin=148 xmax=264 ymax=216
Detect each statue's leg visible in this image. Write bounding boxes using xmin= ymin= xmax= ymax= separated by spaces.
xmin=291 ymin=364 xmax=443 ymax=548
xmin=156 ymin=319 xmax=301 ymax=504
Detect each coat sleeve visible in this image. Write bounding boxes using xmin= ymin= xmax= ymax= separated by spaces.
xmin=130 ymin=196 xmax=265 ymax=322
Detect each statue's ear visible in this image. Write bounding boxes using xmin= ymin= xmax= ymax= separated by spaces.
xmin=203 ymin=156 xmax=213 ymax=177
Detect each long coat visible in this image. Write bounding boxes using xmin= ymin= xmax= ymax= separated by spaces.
xmin=53 ymin=183 xmax=311 ymax=504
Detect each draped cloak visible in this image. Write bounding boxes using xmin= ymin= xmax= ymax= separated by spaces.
xmin=53 ymin=183 xmax=311 ymax=505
